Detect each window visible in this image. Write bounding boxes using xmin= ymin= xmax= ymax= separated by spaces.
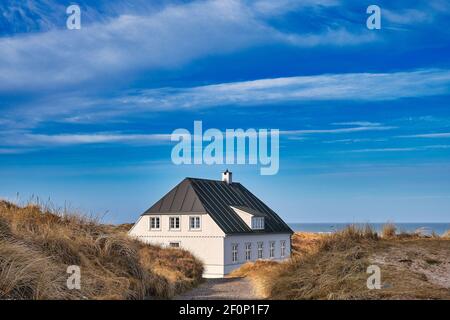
xmin=189 ymin=216 xmax=201 ymax=230
xmin=169 ymin=242 xmax=180 ymax=248
xmin=251 ymin=217 xmax=264 ymax=230
xmin=269 ymin=241 xmax=275 ymax=258
xmin=257 ymin=242 xmax=264 ymax=259
xmin=280 ymin=240 xmax=286 ymax=258
xmin=245 ymin=243 xmax=252 ymax=261
xmin=232 ymin=243 xmax=238 ymax=263
xmin=169 ymin=216 xmax=180 ymax=230
xmin=149 ymin=217 xmax=160 ymax=230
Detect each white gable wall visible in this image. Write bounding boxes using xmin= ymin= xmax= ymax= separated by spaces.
xmin=129 ymin=213 xmax=227 ymax=277
xmin=129 ymin=213 xmax=292 ymax=278
xmin=223 ymin=233 xmax=291 ymax=275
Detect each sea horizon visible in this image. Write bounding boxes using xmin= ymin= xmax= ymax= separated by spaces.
xmin=288 ymin=222 xmax=450 ymax=235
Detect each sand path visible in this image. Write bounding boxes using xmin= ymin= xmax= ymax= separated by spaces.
xmin=175 ymin=277 xmax=260 ymax=300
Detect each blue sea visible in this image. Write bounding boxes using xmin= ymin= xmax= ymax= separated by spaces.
xmin=288 ymin=223 xmax=450 ymax=236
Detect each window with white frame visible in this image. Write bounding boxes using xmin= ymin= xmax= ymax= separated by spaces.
xmin=232 ymin=243 xmax=238 ymax=263
xmin=169 ymin=242 xmax=180 ymax=248
xmin=245 ymin=243 xmax=252 ymax=261
xmin=280 ymin=240 xmax=286 ymax=258
xmin=189 ymin=216 xmax=201 ymax=230
xmin=149 ymin=216 xmax=160 ymax=230
xmin=269 ymin=241 xmax=275 ymax=258
xmin=169 ymin=216 xmax=180 ymax=230
xmin=251 ymin=217 xmax=264 ymax=230
xmin=257 ymin=242 xmax=264 ymax=259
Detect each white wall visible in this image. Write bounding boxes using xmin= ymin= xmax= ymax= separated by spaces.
xmin=129 ymin=214 xmax=292 ymax=278
xmin=129 ymin=213 xmax=224 ymax=237
xmin=129 ymin=213 xmax=226 ymax=277
xmin=223 ymin=233 xmax=291 ymax=275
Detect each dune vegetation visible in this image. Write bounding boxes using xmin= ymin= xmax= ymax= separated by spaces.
xmin=0 ymin=200 xmax=203 ymax=300
xmin=443 ymin=230 xmax=450 ymax=239
xmin=231 ymin=225 xmax=450 ymax=300
xmin=381 ymin=223 xmax=397 ymax=238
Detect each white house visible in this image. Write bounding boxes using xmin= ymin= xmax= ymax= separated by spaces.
xmin=129 ymin=171 xmax=293 ymax=278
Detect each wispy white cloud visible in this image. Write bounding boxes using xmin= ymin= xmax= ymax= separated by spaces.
xmin=0 ymin=122 xmax=394 ymax=150
xmin=5 ymin=69 xmax=450 ymax=129
xmin=323 ymin=138 xmax=388 ymax=144
xmin=0 ymin=132 xmax=174 ymax=149
xmin=332 ymin=121 xmax=381 ymax=127
xmin=399 ymin=132 xmax=450 ymax=138
xmin=282 ymin=28 xmax=376 ymax=47
xmin=379 ymin=1 xmax=450 ymax=30
xmin=281 ymin=125 xmax=395 ymax=136
xmin=383 ymin=8 xmax=434 ymax=26
xmin=0 ymin=148 xmax=31 ymax=154
xmin=347 ymin=147 xmax=418 ymax=153
xmin=346 ymin=145 xmax=450 ymax=153
xmin=22 ymin=133 xmax=173 ymax=146
xmin=0 ymin=0 xmax=377 ymax=92
xmin=0 ymin=0 xmax=269 ymax=91
xmin=251 ymin=0 xmax=339 ymax=16
xmin=118 ymin=69 xmax=450 ymax=111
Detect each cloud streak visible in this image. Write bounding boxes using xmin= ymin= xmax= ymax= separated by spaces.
xmin=118 ymin=69 xmax=450 ymax=111
xmin=0 ymin=122 xmax=394 ymax=149
xmin=346 ymin=145 xmax=450 ymax=153
xmin=332 ymin=122 xmax=381 ymax=127
xmin=25 ymin=133 xmax=172 ymax=146
xmin=281 ymin=125 xmax=395 ymax=136
xmin=400 ymin=132 xmax=450 ymax=138
xmin=3 ymin=69 xmax=450 ymax=130
xmin=0 ymin=0 xmax=376 ymax=93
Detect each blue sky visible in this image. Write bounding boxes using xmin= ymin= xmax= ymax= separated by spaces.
xmin=1 ymin=0 xmax=450 ymax=223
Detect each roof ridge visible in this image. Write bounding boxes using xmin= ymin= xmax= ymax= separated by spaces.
xmin=186 ymin=177 xmax=241 ymax=185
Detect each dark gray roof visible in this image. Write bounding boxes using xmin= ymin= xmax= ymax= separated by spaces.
xmin=143 ymin=177 xmax=293 ymax=234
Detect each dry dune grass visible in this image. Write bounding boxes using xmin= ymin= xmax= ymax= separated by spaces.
xmin=443 ymin=230 xmax=450 ymax=239
xmin=381 ymin=223 xmax=397 ymax=238
xmin=272 ymin=225 xmax=379 ymax=300
xmin=291 ymin=232 xmax=322 ymax=256
xmin=232 ymin=224 xmax=450 ymax=300
xmin=0 ymin=200 xmax=203 ymax=300
xmin=229 ymin=260 xmax=283 ymax=297
xmin=231 ymin=225 xmax=379 ymax=299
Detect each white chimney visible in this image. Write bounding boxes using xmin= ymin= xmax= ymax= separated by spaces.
xmin=222 ymin=170 xmax=232 ymax=184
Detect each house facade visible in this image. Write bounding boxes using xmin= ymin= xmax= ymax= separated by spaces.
xmin=129 ymin=171 xmax=293 ymax=278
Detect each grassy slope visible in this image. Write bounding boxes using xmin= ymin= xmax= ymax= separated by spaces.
xmin=231 ymin=226 xmax=450 ymax=300
xmin=0 ymin=201 xmax=203 ymax=300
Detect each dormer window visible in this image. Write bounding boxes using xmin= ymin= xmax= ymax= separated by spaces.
xmin=230 ymin=205 xmax=266 ymax=230
xmin=251 ymin=217 xmax=264 ymax=230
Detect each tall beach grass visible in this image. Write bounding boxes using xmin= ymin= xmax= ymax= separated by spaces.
xmin=0 ymin=200 xmax=203 ymax=300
